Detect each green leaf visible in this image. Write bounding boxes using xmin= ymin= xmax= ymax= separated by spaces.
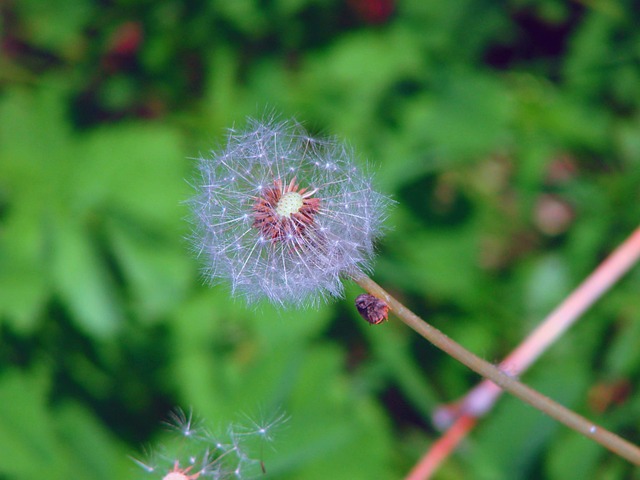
xmin=417 ymin=71 xmax=514 ymax=161
xmin=0 ymin=209 xmax=49 ymax=333
xmin=269 ymin=345 xmax=394 ymax=479
xmin=76 ymin=124 xmax=188 ymax=230
xmin=50 ymin=217 xmax=123 ymax=337
xmin=54 ymin=403 xmax=132 ymax=480
xmin=545 ymin=430 xmax=604 ymax=480
xmin=106 ymin=217 xmax=194 ymax=322
xmin=17 ymin=0 xmax=92 ymax=53
xmin=523 ymin=254 xmax=571 ymax=322
xmin=0 ymin=368 xmax=64 ymax=478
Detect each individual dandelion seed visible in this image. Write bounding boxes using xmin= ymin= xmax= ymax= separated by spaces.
xmin=162 ymin=408 xmax=204 ymax=441
xmin=189 ymin=116 xmax=391 ymax=306
xmin=234 ymin=409 xmax=289 ymax=444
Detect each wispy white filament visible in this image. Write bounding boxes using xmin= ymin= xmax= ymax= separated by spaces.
xmin=189 ymin=116 xmax=390 ymax=306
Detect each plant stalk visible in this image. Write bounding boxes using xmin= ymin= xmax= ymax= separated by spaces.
xmin=408 ymin=226 xmax=640 ymax=479
xmin=352 ymin=272 xmax=640 ymax=465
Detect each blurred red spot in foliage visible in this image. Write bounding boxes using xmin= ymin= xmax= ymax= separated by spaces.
xmin=545 ymin=155 xmax=578 ymax=184
xmin=348 ymin=0 xmax=395 ymax=24
xmin=103 ymin=21 xmax=143 ymax=72
xmin=107 ymin=21 xmax=143 ymax=57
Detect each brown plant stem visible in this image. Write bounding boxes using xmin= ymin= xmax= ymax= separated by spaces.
xmin=352 ymin=272 xmax=640 ymax=466
xmin=457 ymin=226 xmax=640 ymax=420
xmin=409 ymin=226 xmax=640 ymax=479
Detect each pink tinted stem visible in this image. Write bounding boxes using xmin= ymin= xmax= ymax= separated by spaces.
xmin=411 ymin=226 xmax=640 ymax=479
xmin=463 ymin=226 xmax=640 ymax=418
xmin=406 ymin=416 xmax=477 ymax=480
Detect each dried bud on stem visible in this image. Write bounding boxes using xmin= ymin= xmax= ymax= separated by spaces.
xmin=355 ymin=293 xmax=389 ymax=325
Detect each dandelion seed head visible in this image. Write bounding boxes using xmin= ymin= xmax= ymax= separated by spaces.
xmin=189 ymin=116 xmax=390 ymax=306
xmin=134 ymin=408 xmax=285 ymax=480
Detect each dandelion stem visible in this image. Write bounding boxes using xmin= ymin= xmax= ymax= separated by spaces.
xmin=352 ymin=271 xmax=640 ymax=466
xmin=407 ymin=225 xmax=640 ymax=479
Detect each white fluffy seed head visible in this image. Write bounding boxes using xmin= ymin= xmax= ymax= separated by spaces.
xmin=189 ymin=116 xmax=391 ymax=307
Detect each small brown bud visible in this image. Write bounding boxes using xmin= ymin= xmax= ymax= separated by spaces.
xmin=355 ymin=294 xmax=389 ymax=325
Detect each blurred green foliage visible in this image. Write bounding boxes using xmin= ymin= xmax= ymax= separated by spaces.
xmin=2 ymin=0 xmax=640 ymax=478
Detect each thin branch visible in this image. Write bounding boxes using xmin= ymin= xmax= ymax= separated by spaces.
xmin=352 ymin=272 xmax=640 ymax=466
xmin=463 ymin=226 xmax=640 ymax=417
xmin=409 ymin=226 xmax=640 ymax=479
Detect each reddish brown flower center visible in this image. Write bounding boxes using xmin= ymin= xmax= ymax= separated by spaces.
xmin=252 ymin=178 xmax=321 ymax=242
